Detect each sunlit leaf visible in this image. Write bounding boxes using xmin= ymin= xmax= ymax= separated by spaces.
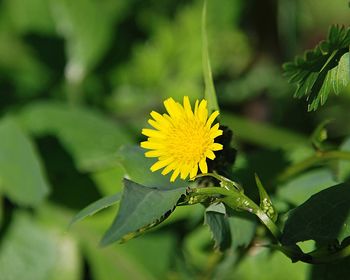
xmin=17 ymin=102 xmax=132 ymax=171
xmin=283 ymin=25 xmax=350 ymax=111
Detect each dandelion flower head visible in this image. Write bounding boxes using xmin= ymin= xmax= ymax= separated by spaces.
xmin=141 ymin=96 xmax=223 ymax=182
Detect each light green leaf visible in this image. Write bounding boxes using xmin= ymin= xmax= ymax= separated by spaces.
xmin=0 ymin=212 xmax=56 ymax=280
xmin=69 ymin=192 xmax=121 ymax=228
xmin=17 ymin=102 xmax=132 ymax=171
xmin=281 ymin=182 xmax=350 ymax=245
xmin=101 ymin=179 xmax=186 ymax=246
xmin=222 ymin=113 xmax=309 ymax=150
xmin=2 ymin=0 xmax=55 ymax=34
xmin=50 ymin=0 xmax=115 ymax=78
xmin=232 ymin=248 xmax=307 ymax=280
xmin=204 ymin=203 xmax=232 ymax=251
xmin=202 ymin=0 xmax=219 ymax=113
xmin=0 ymin=118 xmax=49 ymax=206
xmin=277 ymin=168 xmax=338 ymax=206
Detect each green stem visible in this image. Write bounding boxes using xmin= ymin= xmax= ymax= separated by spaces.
xmin=279 ymin=150 xmax=350 ymax=181
xmin=192 ymin=187 xmax=282 ymax=241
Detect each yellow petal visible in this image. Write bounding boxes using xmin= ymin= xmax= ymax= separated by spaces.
xmin=150 ymin=111 xmax=171 ymax=128
xmin=164 ymin=98 xmax=181 ymax=119
xmin=145 ymin=150 xmax=163 ymax=157
xmin=142 ymin=128 xmax=163 ymax=138
xmin=199 ymin=159 xmax=208 ymax=174
xmin=180 ymin=165 xmax=191 ymax=179
xmin=183 ymin=96 xmax=193 ymax=117
xmin=162 ymin=162 xmax=176 ymax=175
xmin=197 ymin=100 xmax=208 ymax=123
xmin=210 ymin=143 xmax=223 ymax=151
xmin=170 ymin=168 xmax=180 ymax=182
xmin=140 ymin=141 xmax=163 ymax=149
xmin=150 ymin=158 xmax=173 ymax=172
xmin=189 ymin=164 xmax=198 ymax=178
xmin=205 ymin=150 xmax=216 ymax=160
xmin=206 ymin=111 xmax=220 ymax=127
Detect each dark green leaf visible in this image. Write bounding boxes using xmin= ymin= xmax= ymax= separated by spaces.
xmin=69 ymin=193 xmax=121 ymax=228
xmin=100 ymin=179 xmax=186 ymax=246
xmin=310 ymin=256 xmax=350 ymax=280
xmin=0 ymin=118 xmax=50 ymax=206
xmin=117 ymin=145 xmax=187 ymax=188
xmin=0 ymin=212 xmax=56 ymax=280
xmin=204 ymin=203 xmax=232 ymax=251
xmin=281 ymin=182 xmax=350 ymax=245
xmin=17 ymin=102 xmax=132 ymax=171
xmin=283 ymin=25 xmax=350 ymax=111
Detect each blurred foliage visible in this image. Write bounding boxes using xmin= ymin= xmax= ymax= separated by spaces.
xmin=0 ymin=0 xmax=349 ymax=279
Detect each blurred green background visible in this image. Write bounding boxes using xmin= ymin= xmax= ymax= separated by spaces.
xmin=0 ymin=0 xmax=349 ymax=279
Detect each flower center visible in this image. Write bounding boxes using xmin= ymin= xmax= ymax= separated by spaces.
xmin=166 ymin=118 xmax=211 ymax=165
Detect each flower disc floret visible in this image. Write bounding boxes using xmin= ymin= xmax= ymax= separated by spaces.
xmin=141 ymin=96 xmax=223 ymax=182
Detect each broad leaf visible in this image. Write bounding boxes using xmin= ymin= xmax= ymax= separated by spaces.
xmin=100 ymin=179 xmax=186 ymax=246
xmin=281 ymin=183 xmax=350 ymax=245
xmin=204 ymin=203 xmax=232 ymax=251
xmin=232 ymin=248 xmax=307 ymax=280
xmin=69 ymin=193 xmax=121 ymax=227
xmin=0 ymin=212 xmax=56 ymax=280
xmin=277 ymin=168 xmax=339 ymax=206
xmin=0 ymin=118 xmax=49 ymax=206
xmin=229 ymin=212 xmax=256 ymax=248
xmin=222 ymin=113 xmax=309 ymax=150
xmin=283 ymin=25 xmax=350 ymax=111
xmin=117 ymin=145 xmax=187 ymax=188
xmin=17 ymin=102 xmax=132 ymax=171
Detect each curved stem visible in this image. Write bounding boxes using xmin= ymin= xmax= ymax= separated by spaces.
xmin=192 ymin=187 xmax=282 ymax=241
xmin=279 ymin=150 xmax=350 ymax=182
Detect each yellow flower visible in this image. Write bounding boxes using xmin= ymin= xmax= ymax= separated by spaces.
xmin=141 ymin=96 xmax=223 ymax=182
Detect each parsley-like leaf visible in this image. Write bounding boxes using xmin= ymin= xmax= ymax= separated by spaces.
xmin=283 ymin=25 xmax=350 ymax=111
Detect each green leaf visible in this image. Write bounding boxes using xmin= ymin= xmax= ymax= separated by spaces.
xmin=202 ymin=0 xmax=219 ymax=113
xmin=117 ymin=145 xmax=187 ymax=188
xmin=283 ymin=25 xmax=350 ymax=111
xmin=228 ymin=212 xmax=256 ymax=248
xmin=222 ymin=113 xmax=309 ymax=150
xmin=50 ymin=0 xmax=116 ymax=78
xmin=69 ymin=192 xmax=121 ymax=228
xmin=232 ymin=248 xmax=308 ymax=280
xmin=100 ymin=179 xmax=186 ymax=246
xmin=204 ymin=203 xmax=232 ymax=251
xmin=0 ymin=118 xmax=50 ymax=206
xmin=277 ymin=168 xmax=339 ymax=206
xmin=281 ymin=182 xmax=350 ymax=245
xmin=0 ymin=212 xmax=56 ymax=280
xmin=17 ymin=102 xmax=132 ymax=171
